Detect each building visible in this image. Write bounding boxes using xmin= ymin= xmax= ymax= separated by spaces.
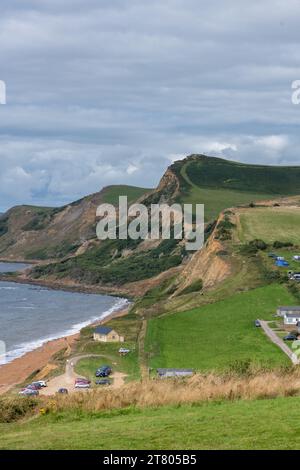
xmin=277 ymin=306 xmax=300 ymax=317
xmin=93 ymin=326 xmax=124 ymax=343
xmin=157 ymin=368 xmax=194 ymax=379
xmin=283 ymin=313 xmax=300 ymax=326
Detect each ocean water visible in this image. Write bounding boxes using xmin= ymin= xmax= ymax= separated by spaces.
xmin=0 ymin=263 xmax=127 ymax=364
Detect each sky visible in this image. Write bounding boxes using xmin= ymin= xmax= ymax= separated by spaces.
xmin=0 ymin=0 xmax=300 ymax=211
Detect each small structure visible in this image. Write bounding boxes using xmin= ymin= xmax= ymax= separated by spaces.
xmin=93 ymin=326 xmax=124 ymax=343
xmin=284 ymin=313 xmax=300 ymax=326
xmin=275 ymin=259 xmax=289 ymax=267
xmin=157 ymin=368 xmax=194 ymax=379
xmin=277 ymin=306 xmax=300 ymax=317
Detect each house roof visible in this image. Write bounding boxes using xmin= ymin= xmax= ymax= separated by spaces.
xmin=285 ymin=313 xmax=300 ymax=318
xmin=94 ymin=326 xmax=113 ymax=335
xmin=279 ymin=306 xmax=300 ymax=311
xmin=157 ymin=368 xmax=194 ymax=374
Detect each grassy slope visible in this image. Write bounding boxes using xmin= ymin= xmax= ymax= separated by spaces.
xmin=239 ymin=207 xmax=300 ymax=245
xmin=101 ymin=185 xmax=152 ymax=206
xmin=178 ymin=157 xmax=300 ymax=221
xmin=145 ymin=284 xmax=295 ymax=371
xmin=2 ymin=397 xmax=300 ymax=449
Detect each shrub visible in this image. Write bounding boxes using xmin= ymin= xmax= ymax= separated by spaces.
xmin=239 ymin=244 xmax=258 ymax=256
xmin=249 ymin=239 xmax=268 ymax=251
xmin=273 ymin=241 xmax=294 ymax=249
xmin=0 ymin=396 xmax=38 ymax=423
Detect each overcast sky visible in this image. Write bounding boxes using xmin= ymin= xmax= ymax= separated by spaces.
xmin=0 ymin=0 xmax=300 ymax=211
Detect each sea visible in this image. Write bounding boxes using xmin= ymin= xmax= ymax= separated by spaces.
xmin=0 ymin=262 xmax=128 ymax=365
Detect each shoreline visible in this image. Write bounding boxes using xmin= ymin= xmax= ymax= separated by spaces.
xmin=0 ymin=273 xmax=134 ymax=299
xmin=0 ymin=295 xmax=130 ymax=395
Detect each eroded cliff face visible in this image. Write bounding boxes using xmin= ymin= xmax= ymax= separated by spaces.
xmin=0 ymin=190 xmax=108 ymax=261
xmin=175 ymin=214 xmax=232 ymax=294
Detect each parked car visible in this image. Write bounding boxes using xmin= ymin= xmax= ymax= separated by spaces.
xmin=33 ymin=380 xmax=47 ymax=388
xmin=57 ymin=388 xmax=68 ymax=394
xmin=95 ymin=366 xmax=112 ymax=377
xmin=19 ymin=389 xmax=39 ymax=396
xmin=283 ymin=334 xmax=298 ymax=341
xmin=30 ymin=382 xmax=43 ymax=389
xmin=95 ymin=379 xmax=111 ymax=386
xmin=268 ymin=253 xmax=278 ymax=258
xmin=75 ymin=382 xmax=90 ymax=389
xmin=75 ymin=378 xmax=91 ymax=384
xmin=119 ymin=348 xmax=130 ymax=355
xmin=254 ymin=320 xmax=261 ymax=327
xmin=22 ymin=384 xmax=39 ymax=391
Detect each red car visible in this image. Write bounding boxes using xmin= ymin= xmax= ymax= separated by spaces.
xmin=75 ymin=378 xmax=91 ymax=385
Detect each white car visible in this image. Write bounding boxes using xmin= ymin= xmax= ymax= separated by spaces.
xmin=33 ymin=380 xmax=47 ymax=388
xmin=75 ymin=382 xmax=91 ymax=389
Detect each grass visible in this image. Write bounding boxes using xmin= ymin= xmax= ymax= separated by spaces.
xmin=145 ymin=284 xmax=295 ymax=371
xmin=181 ymin=186 xmax=273 ymax=222
xmin=75 ymin=352 xmax=139 ymax=384
xmin=239 ymin=208 xmax=300 ymax=245
xmin=101 ymin=185 xmax=151 ymax=206
xmin=3 ymin=396 xmax=300 ymax=449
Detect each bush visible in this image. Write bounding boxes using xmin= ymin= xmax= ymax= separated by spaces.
xmin=239 ymin=244 xmax=258 ymax=256
xmin=273 ymin=241 xmax=294 ymax=249
xmin=0 ymin=396 xmax=38 ymax=423
xmin=249 ymin=239 xmax=268 ymax=251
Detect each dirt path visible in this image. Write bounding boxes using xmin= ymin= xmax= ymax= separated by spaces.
xmin=259 ymin=320 xmax=300 ymax=365
xmin=40 ymin=354 xmax=127 ymax=396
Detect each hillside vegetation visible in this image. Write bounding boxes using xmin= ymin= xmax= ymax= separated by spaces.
xmin=145 ymin=284 xmax=293 ymax=371
xmin=2 ymin=394 xmax=300 ymax=449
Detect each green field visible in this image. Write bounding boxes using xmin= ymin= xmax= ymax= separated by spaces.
xmin=145 ymin=284 xmax=295 ymax=371
xmin=182 ymin=186 xmax=273 ymax=221
xmin=101 ymin=185 xmax=151 ymax=206
xmin=2 ymin=397 xmax=300 ymax=449
xmin=239 ymin=208 xmax=300 ymax=245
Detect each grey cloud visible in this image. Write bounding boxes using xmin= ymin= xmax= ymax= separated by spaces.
xmin=0 ymin=0 xmax=300 ymax=210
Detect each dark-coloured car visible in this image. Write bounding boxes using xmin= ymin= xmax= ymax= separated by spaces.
xmin=30 ymin=382 xmax=43 ymax=389
xmin=95 ymin=379 xmax=111 ymax=386
xmin=95 ymin=366 xmax=112 ymax=377
xmin=57 ymin=388 xmax=69 ymax=394
xmin=268 ymin=253 xmax=278 ymax=258
xmin=283 ymin=334 xmax=298 ymax=341
xmin=254 ymin=320 xmax=261 ymax=327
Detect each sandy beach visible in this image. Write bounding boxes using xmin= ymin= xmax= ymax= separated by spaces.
xmin=0 ymin=306 xmax=129 ymax=395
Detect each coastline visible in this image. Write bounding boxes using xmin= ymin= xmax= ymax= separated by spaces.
xmin=0 ymin=273 xmax=134 ymax=299
xmin=0 ymin=299 xmax=130 ymax=395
